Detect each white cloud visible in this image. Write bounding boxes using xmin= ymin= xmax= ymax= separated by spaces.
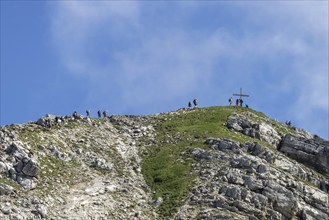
xmin=50 ymin=1 xmax=140 ymax=77
xmin=49 ymin=1 xmax=328 ymax=137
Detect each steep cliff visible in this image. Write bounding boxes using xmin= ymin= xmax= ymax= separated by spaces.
xmin=0 ymin=106 xmax=328 ymax=219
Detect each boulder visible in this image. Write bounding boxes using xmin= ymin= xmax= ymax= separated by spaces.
xmin=226 ymin=114 xmax=280 ymax=146
xmin=243 ymin=176 xmax=264 ymax=192
xmin=301 ymin=206 xmax=329 ymax=220
xmin=92 ymin=158 xmax=113 ymax=171
xmin=258 ymin=123 xmax=281 ymax=146
xmin=304 ymin=185 xmax=329 ymax=209
xmin=22 ymin=159 xmax=39 ymax=177
xmin=226 ymin=114 xmax=252 ymax=132
xmin=272 ymin=193 xmax=298 ymax=219
xmin=1 ymin=206 xmax=11 ymax=215
xmin=224 ymin=187 xmax=241 ymax=200
xmin=16 ymin=175 xmax=37 ymax=190
xmin=0 ymin=183 xmax=14 ymax=195
xmin=36 ymin=114 xmax=56 ymax=126
xmin=5 ymin=143 xmax=28 ymax=160
xmin=256 ymin=164 xmax=268 ymax=173
xmin=0 ymin=161 xmax=9 ymax=173
xmin=191 ymin=148 xmax=213 ymax=160
xmin=206 ymin=138 xmax=240 ymax=153
xmin=279 ymin=134 xmax=329 ymax=177
xmin=226 ymin=171 xmax=244 ymax=185
xmin=36 ymin=204 xmax=47 ymax=218
xmin=153 ymin=197 xmax=163 ymax=207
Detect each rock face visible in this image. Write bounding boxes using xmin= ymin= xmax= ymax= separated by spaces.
xmin=177 ymin=138 xmax=329 ymax=220
xmin=0 ymin=129 xmax=39 ymax=190
xmin=1 ymin=107 xmax=328 ymax=219
xmin=226 ymin=113 xmax=281 ymax=146
xmin=1 ymin=116 xmax=157 ymax=219
xmin=279 ymin=134 xmax=329 ymax=178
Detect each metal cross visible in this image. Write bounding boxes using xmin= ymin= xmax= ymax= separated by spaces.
xmin=233 ymin=88 xmax=250 ymax=100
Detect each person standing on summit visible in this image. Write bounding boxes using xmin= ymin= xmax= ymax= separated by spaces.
xmin=239 ymin=99 xmax=243 ymax=107
xmin=193 ymin=99 xmax=198 ymax=108
xmin=229 ymin=97 xmax=233 ymax=106
xmin=103 ymin=111 xmax=107 ymax=119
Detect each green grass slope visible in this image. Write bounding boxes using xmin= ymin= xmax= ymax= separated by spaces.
xmin=141 ymin=106 xmax=294 ymax=217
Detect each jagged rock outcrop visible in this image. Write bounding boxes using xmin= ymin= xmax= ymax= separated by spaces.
xmin=1 ymin=115 xmax=157 ymax=219
xmin=226 ymin=113 xmax=281 ymax=146
xmin=177 ymin=138 xmax=329 ymax=219
xmin=0 ymin=128 xmax=40 ymax=190
xmin=279 ymin=134 xmax=329 ymax=178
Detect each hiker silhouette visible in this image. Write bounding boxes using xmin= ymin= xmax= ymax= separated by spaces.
xmin=228 ymin=97 xmax=233 ymax=106
xmin=193 ymin=99 xmax=198 ymax=108
xmin=103 ymin=111 xmax=107 ymax=118
xmin=188 ymin=101 xmax=192 ymax=109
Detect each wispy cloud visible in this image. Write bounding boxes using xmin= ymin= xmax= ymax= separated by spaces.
xmin=49 ymin=1 xmax=328 ymax=138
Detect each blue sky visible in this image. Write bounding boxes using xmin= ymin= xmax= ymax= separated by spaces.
xmin=1 ymin=1 xmax=328 ymax=139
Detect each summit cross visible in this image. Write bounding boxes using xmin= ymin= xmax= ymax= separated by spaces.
xmin=233 ymin=88 xmax=250 ymax=100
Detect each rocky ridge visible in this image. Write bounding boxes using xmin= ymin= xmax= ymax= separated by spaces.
xmin=1 ymin=115 xmax=157 ymax=219
xmin=0 ymin=106 xmax=328 ymax=219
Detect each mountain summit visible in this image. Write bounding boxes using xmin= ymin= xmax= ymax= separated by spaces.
xmin=1 ymin=106 xmax=328 ymax=219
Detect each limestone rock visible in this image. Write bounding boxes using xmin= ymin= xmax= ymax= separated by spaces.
xmin=22 ymin=159 xmax=39 ymax=177
xmin=0 ymin=161 xmax=9 ymax=173
xmin=5 ymin=143 xmax=28 ymax=160
xmin=0 ymin=183 xmax=14 ymax=195
xmin=191 ymin=148 xmax=213 ymax=160
xmin=36 ymin=204 xmax=47 ymax=218
xmin=279 ymin=134 xmax=329 ymax=177
xmin=226 ymin=113 xmax=281 ymax=146
xmin=16 ymin=175 xmax=37 ymax=190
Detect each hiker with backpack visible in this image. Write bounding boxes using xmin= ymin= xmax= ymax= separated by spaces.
xmin=97 ymin=110 xmax=101 ymax=118
xmin=86 ymin=110 xmax=90 ymax=117
xmin=229 ymin=97 xmax=233 ymax=106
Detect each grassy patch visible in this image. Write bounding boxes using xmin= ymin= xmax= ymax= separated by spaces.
xmin=32 ymin=156 xmax=80 ymax=196
xmin=142 ymin=106 xmax=264 ymax=217
xmin=142 ymin=142 xmax=193 ymax=216
xmin=18 ymin=129 xmax=42 ymax=146
xmin=63 ymin=121 xmax=81 ymax=129
xmin=0 ymin=177 xmax=21 ymax=190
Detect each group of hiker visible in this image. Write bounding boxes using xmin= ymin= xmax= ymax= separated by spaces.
xmin=188 ymin=99 xmax=198 ymax=109
xmin=80 ymin=110 xmax=108 ymax=119
xmin=187 ymin=96 xmax=247 ymax=108
xmin=42 ymin=110 xmax=108 ymax=129
xmin=187 ymin=97 xmax=249 ymax=109
xmin=228 ymin=97 xmax=248 ymax=108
